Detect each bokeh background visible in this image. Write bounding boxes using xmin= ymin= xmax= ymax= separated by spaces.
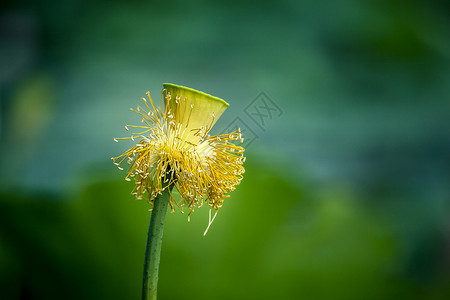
xmin=1 ymin=0 xmax=449 ymax=299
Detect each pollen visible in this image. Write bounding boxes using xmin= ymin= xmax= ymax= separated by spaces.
xmin=112 ymin=84 xmax=245 ymax=230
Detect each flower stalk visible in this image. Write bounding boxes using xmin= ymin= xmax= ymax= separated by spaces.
xmin=142 ymin=183 xmax=174 ymax=300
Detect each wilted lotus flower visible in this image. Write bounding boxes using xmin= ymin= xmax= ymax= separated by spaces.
xmin=112 ymin=84 xmax=245 ymax=300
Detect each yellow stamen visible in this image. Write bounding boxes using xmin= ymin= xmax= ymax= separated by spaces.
xmin=112 ymin=85 xmax=245 ymax=232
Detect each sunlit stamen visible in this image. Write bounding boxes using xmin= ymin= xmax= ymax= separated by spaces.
xmin=112 ymin=87 xmax=245 ymax=232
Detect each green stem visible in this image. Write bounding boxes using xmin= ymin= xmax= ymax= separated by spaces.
xmin=142 ymin=185 xmax=173 ymax=300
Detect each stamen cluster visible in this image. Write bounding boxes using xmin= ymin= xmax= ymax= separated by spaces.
xmin=112 ymin=89 xmax=245 ymax=221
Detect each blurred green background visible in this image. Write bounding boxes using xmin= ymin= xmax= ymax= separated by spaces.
xmin=1 ymin=0 xmax=449 ymax=299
